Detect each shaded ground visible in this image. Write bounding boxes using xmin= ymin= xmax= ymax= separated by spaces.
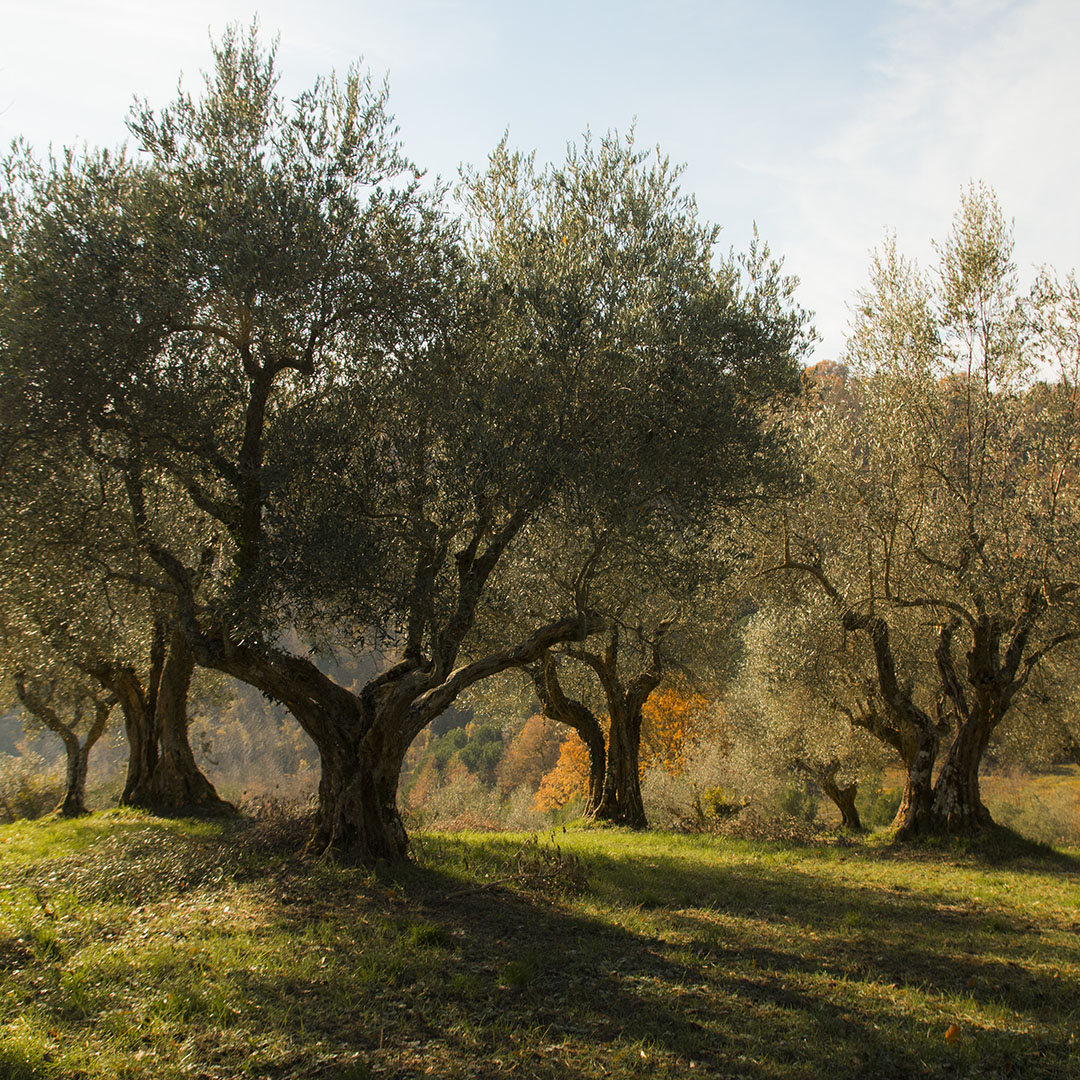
xmin=1 ymin=813 xmax=1078 ymax=1078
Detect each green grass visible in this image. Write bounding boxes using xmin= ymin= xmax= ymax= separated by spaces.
xmin=1 ymin=815 xmax=1077 ymax=1078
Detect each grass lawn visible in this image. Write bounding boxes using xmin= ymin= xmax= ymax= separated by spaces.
xmin=1 ymin=811 xmax=1077 ymax=1078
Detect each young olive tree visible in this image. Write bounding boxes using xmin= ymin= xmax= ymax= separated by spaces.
xmin=0 ymin=648 xmax=112 ymax=819
xmin=0 ymin=407 xmax=229 ymax=813
xmin=733 ymin=594 xmax=895 ymax=830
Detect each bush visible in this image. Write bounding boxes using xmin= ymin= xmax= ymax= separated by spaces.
xmin=778 ymin=780 xmax=819 ymax=824
xmin=0 ymin=751 xmax=64 ymax=822
xmin=640 ymin=765 xmax=750 ymax=831
xmin=855 ymin=779 xmax=903 ymax=830
xmin=406 ymin=761 xmax=503 ymax=830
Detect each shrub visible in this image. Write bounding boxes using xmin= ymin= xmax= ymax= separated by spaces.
xmin=778 ymin=780 xmax=819 ymax=824
xmin=0 ymin=751 xmax=64 ymax=822
xmin=855 ymin=778 xmax=903 ymax=830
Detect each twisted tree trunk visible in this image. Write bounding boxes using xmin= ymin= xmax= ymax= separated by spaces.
xmin=14 ymin=677 xmax=111 ymax=818
xmin=844 ymin=613 xmax=941 ymax=840
xmin=186 ymin=611 xmax=600 ymax=863
xmin=581 ymin=624 xmax=667 ymax=829
xmin=528 ymin=653 xmax=606 ymax=815
xmin=145 ymin=629 xmax=235 ymax=814
xmin=800 ymin=759 xmax=862 ymax=831
xmin=93 ymin=623 xmax=231 ymax=816
xmin=107 ymin=665 xmax=159 ymax=807
xmin=595 ymin=696 xmax=646 ymax=827
xmin=929 ymin=616 xmax=1007 ymax=834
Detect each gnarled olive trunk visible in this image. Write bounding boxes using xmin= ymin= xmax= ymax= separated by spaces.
xmin=218 ymin=650 xmax=409 ymax=862
xmin=145 ymin=629 xmax=235 ymax=815
xmin=829 ymin=781 xmax=861 ymax=831
xmin=843 ymin=613 xmax=941 ymax=840
xmin=931 ymin=713 xmax=995 ymax=833
xmin=188 ymin=610 xmax=599 ymax=863
xmin=928 ymin=617 xmax=1004 ymax=835
xmin=594 ymin=697 xmax=646 ymax=827
xmin=109 ymin=666 xmax=159 ymax=806
xmin=583 ymin=624 xmax=665 ymax=829
xmin=808 ymin=761 xmax=862 ymax=831
xmin=528 ymin=653 xmax=606 ymax=815
xmin=583 ymin=731 xmax=607 ymax=816
xmin=315 ymin=732 xmax=409 ymax=862
xmin=95 ymin=625 xmax=229 ymax=815
xmin=889 ymin=726 xmax=939 ymax=840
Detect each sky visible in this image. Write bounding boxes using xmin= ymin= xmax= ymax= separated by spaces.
xmin=2 ymin=0 xmax=1078 ymax=356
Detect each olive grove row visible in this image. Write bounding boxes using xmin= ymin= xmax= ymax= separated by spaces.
xmin=2 ymin=29 xmax=1077 ymax=860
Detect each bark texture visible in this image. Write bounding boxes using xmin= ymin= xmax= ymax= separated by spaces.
xmin=800 ymin=759 xmax=862 ymax=831
xmin=182 ymin=610 xmax=601 ymax=863
xmin=92 ymin=624 xmax=231 ymax=816
xmin=574 ymin=624 xmax=666 ymax=829
xmin=844 ymin=613 xmax=941 ymax=840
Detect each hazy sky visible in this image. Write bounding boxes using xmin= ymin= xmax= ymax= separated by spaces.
xmin=2 ymin=0 xmax=1077 ymax=355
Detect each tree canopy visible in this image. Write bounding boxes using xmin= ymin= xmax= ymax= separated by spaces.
xmin=0 ymin=27 xmax=809 ymax=860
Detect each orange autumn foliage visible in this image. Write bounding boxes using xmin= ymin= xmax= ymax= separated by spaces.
xmin=639 ymin=686 xmax=712 ymax=776
xmin=496 ymin=713 xmax=563 ymax=795
xmin=532 ymin=687 xmax=716 ymax=813
xmin=533 ymin=733 xmax=592 ymax=811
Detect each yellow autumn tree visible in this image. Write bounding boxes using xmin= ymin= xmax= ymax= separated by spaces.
xmin=639 ymin=686 xmax=713 ymax=776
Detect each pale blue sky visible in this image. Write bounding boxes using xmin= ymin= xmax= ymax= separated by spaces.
xmin=2 ymin=0 xmax=1077 ymax=354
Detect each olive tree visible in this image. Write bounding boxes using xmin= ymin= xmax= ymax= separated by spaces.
xmin=750 ymin=186 xmax=1080 ymax=837
xmin=732 ymin=594 xmax=897 ymax=830
xmin=462 ymin=147 xmax=809 ymax=828
xmin=0 ymin=651 xmax=112 ymax=819
xmin=1 ymin=28 xmax=808 ymax=861
xmin=0 ymin=406 xmax=230 ymax=813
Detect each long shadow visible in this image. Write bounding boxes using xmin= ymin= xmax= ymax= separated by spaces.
xmin=577 ymin=846 xmax=1079 ymax=1014
xmin=213 ymin=840 xmax=1078 ymax=1080
xmin=21 ymin=818 xmax=1076 ymax=1078
xmin=876 ymin=826 xmax=1080 ymax=875
xmin=227 ymin=862 xmax=891 ymax=1079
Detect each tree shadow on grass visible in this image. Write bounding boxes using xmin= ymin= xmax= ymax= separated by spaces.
xmin=216 ymin=841 xmax=1078 ymax=1080
xmin=877 ymin=825 xmax=1080 ymax=875
xmin=578 ymin=845 xmax=1078 ymax=1013
xmin=16 ymin=820 xmax=1076 ymax=1079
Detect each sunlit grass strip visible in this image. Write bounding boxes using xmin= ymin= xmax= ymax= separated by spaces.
xmin=1 ymin=813 xmax=1078 ymax=1078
